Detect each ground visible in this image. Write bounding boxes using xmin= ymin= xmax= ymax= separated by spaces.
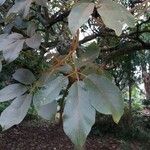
xmin=0 ymin=119 xmax=149 ymax=150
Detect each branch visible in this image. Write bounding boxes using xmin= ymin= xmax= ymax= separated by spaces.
xmin=103 ymin=42 xmax=150 ymax=62
xmin=79 ymin=29 xmax=116 ymax=45
xmin=47 ymin=10 xmax=70 ymax=27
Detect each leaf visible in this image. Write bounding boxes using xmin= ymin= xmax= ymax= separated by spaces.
xmin=0 ymin=94 xmax=32 ymax=130
xmin=97 ymin=0 xmax=135 ymax=36
xmin=57 ymin=64 xmax=73 ymax=74
xmin=33 ymin=75 xmax=68 ymax=107
xmin=27 ymin=22 xmax=36 ymax=37
xmin=35 ymin=101 xmax=57 ymax=120
xmin=84 ymin=74 xmax=124 ymax=123
xmin=0 ymin=34 xmax=8 ymax=41
xmin=35 ymin=0 xmax=48 ymax=7
xmin=33 ymin=75 xmax=68 ymax=120
xmin=13 ymin=68 xmax=36 ymax=85
xmin=3 ymin=40 xmax=25 ymax=62
xmin=68 ymin=2 xmax=94 ymax=35
xmin=80 ymin=42 xmax=99 ymax=61
xmin=81 ymin=63 xmax=104 ymax=75
xmin=0 ymin=33 xmax=23 ymax=50
xmin=0 ymin=84 xmax=27 ymax=102
xmin=76 ymin=42 xmax=99 ymax=67
xmin=25 ymin=33 xmax=42 ymax=49
xmin=0 ymin=33 xmax=25 ymax=62
xmin=63 ymin=81 xmax=95 ymax=148
xmin=7 ymin=0 xmax=33 ymax=18
xmin=0 ymin=0 xmax=6 ymax=5
xmin=6 ymin=0 xmax=47 ymax=18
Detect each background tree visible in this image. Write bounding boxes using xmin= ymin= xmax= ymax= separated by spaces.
xmin=0 ymin=0 xmax=149 ymax=149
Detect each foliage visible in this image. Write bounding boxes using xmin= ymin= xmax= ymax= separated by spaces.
xmin=92 ymin=112 xmax=150 ymax=142
xmin=0 ymin=0 xmax=149 ymax=149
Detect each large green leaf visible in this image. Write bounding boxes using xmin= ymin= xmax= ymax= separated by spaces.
xmin=7 ymin=0 xmax=48 ymax=18
xmin=33 ymin=75 xmax=68 ymax=119
xmin=33 ymin=75 xmax=68 ymax=106
xmin=13 ymin=68 xmax=36 ymax=85
xmin=35 ymin=101 xmax=57 ymax=120
xmin=7 ymin=0 xmax=33 ymax=18
xmin=63 ymin=81 xmax=95 ymax=149
xmin=25 ymin=33 xmax=42 ymax=49
xmin=76 ymin=42 xmax=99 ymax=67
xmin=97 ymin=0 xmax=135 ymax=36
xmin=81 ymin=63 xmax=105 ymax=76
xmin=68 ymin=2 xmax=94 ymax=35
xmin=0 ymin=84 xmax=27 ymax=102
xmin=79 ymin=42 xmax=99 ymax=61
xmin=84 ymin=74 xmax=124 ymax=123
xmin=0 ymin=33 xmax=25 ymax=62
xmin=0 ymin=0 xmax=6 ymax=5
xmin=0 ymin=94 xmax=32 ymax=130
xmin=0 ymin=32 xmax=41 ymax=62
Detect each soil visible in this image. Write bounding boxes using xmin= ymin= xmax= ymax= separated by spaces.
xmin=0 ymin=120 xmax=148 ymax=150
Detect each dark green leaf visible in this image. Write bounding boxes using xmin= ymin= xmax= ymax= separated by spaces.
xmin=0 ymin=84 xmax=27 ymax=102
xmin=33 ymin=75 xmax=68 ymax=106
xmin=35 ymin=101 xmax=57 ymax=120
xmin=63 ymin=81 xmax=95 ymax=148
xmin=68 ymin=2 xmax=94 ymax=35
xmin=0 ymin=94 xmax=32 ymax=130
xmin=97 ymin=0 xmax=135 ymax=35
xmin=13 ymin=68 xmax=36 ymax=85
xmin=84 ymin=74 xmax=124 ymax=123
